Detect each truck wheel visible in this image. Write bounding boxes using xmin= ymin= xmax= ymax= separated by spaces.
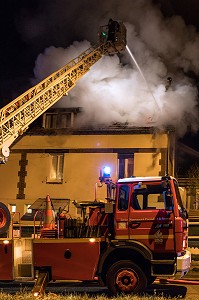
xmin=106 ymin=260 xmax=147 ymax=295
xmin=0 ymin=202 xmax=11 ymax=234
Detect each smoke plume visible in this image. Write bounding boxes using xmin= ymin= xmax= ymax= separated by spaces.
xmin=17 ymin=0 xmax=199 ymax=135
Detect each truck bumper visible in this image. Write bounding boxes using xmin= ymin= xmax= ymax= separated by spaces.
xmin=174 ymin=250 xmax=191 ymax=279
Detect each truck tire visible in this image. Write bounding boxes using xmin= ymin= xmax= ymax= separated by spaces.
xmin=0 ymin=202 xmax=11 ymax=234
xmin=106 ymin=260 xmax=147 ymax=295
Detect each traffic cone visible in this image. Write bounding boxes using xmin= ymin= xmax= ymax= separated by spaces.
xmin=40 ymin=195 xmax=57 ymax=238
xmin=43 ymin=195 xmax=55 ymax=229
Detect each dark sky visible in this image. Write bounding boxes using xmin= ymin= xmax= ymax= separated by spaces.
xmin=0 ymin=0 xmax=199 ymax=174
xmin=1 ymin=0 xmax=199 ymax=94
xmin=1 ymin=0 xmax=199 ymax=95
xmin=157 ymin=0 xmax=199 ymax=173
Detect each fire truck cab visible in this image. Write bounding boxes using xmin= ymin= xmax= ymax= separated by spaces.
xmin=115 ymin=177 xmax=189 ymax=270
xmin=93 ymin=174 xmax=190 ymax=294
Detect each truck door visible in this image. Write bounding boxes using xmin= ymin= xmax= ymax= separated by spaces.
xmin=114 ymin=184 xmax=131 ymax=239
xmin=128 ymin=182 xmax=175 ymax=253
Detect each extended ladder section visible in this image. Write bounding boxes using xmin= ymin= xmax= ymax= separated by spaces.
xmin=0 ymin=20 xmax=126 ymax=163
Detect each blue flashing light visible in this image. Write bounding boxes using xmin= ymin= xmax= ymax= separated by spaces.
xmin=103 ymin=166 xmax=111 ymax=178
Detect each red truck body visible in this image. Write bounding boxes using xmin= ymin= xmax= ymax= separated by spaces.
xmin=0 ymin=175 xmax=191 ymax=296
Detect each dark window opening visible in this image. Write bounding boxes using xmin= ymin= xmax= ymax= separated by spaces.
xmin=118 ymin=154 xmax=134 ymax=179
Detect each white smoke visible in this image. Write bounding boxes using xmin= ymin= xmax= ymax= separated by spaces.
xmin=28 ymin=0 xmax=199 ymax=136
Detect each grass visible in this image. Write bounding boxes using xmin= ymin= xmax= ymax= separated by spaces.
xmin=0 ymin=292 xmax=177 ymax=300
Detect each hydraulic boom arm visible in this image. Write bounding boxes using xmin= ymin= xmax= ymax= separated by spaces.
xmin=0 ymin=20 xmax=126 ymax=163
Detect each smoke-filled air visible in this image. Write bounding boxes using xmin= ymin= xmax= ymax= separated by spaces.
xmin=18 ymin=0 xmax=199 ymax=136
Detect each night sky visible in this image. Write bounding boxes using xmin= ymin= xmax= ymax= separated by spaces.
xmin=0 ymin=0 xmax=199 ymax=96
xmin=0 ymin=0 xmax=199 ymax=175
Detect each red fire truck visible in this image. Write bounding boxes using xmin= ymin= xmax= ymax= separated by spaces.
xmin=0 ymin=169 xmax=191 ymax=296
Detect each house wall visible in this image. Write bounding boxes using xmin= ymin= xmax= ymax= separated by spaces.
xmin=0 ymin=131 xmax=171 ymax=226
xmin=11 ymin=134 xmax=168 ymax=150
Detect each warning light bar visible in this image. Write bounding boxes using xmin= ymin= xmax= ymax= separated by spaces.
xmin=103 ymin=166 xmax=111 ymax=177
xmin=99 ymin=166 xmax=111 ymax=182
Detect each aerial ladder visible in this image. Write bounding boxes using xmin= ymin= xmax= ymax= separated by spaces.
xmin=0 ymin=19 xmax=126 ymax=163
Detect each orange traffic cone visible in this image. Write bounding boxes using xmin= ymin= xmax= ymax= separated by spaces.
xmin=41 ymin=195 xmax=57 ymax=238
xmin=43 ymin=195 xmax=55 ymax=229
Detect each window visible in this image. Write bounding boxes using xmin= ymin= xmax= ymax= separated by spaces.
xmin=131 ymin=183 xmax=170 ymax=210
xmin=118 ymin=185 xmax=130 ymax=211
xmin=43 ymin=113 xmax=58 ymax=128
xmin=25 ymin=204 xmax=32 ymax=214
xmin=43 ymin=112 xmax=74 ymax=129
xmin=47 ymin=154 xmax=64 ymax=183
xmin=9 ymin=204 xmax=16 ymax=213
xmin=60 ymin=113 xmax=74 ymax=128
xmin=118 ymin=154 xmax=134 ymax=179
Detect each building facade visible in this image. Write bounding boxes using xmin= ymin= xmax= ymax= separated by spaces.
xmin=0 ymin=108 xmax=176 ymax=237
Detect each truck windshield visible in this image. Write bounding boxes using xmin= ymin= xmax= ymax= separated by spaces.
xmin=132 ymin=183 xmax=173 ymax=211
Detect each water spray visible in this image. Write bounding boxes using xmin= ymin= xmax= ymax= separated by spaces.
xmin=126 ymin=45 xmax=160 ymax=123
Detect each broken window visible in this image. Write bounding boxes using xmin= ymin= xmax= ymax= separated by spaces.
xmin=47 ymin=154 xmax=64 ymax=183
